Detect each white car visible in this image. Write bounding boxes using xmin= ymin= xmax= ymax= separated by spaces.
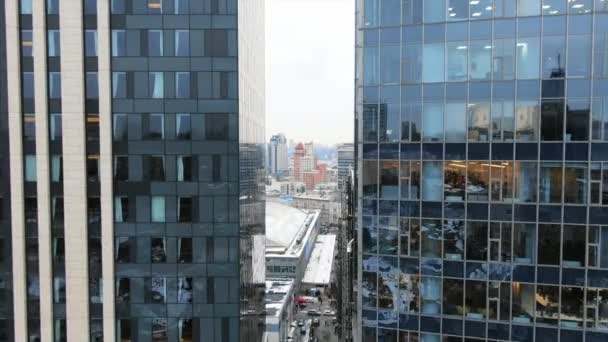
xmin=323 ymin=310 xmax=335 ymax=316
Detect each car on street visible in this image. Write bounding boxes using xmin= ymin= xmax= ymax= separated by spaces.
xmin=300 ymin=326 xmax=306 ymax=335
xmin=308 ymin=309 xmax=320 ymax=316
xmin=323 ymin=310 xmax=335 ymax=316
xmin=312 ymin=318 xmax=320 ymax=326
xmin=297 ymin=320 xmax=304 ymax=327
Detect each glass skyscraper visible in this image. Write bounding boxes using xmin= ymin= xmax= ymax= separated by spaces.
xmin=1 ymin=0 xmax=265 ymax=341
xmin=355 ymin=0 xmax=608 ymax=341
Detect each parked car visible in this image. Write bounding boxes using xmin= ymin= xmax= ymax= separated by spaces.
xmin=300 ymin=327 xmax=306 ymax=335
xmin=312 ymin=318 xmax=320 ymax=326
xmin=297 ymin=320 xmax=304 ymax=327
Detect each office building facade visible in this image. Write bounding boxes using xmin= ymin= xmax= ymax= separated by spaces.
xmin=268 ymin=133 xmax=288 ymax=176
xmin=3 ymin=0 xmax=265 ymax=341
xmin=356 ymin=0 xmax=608 ymax=341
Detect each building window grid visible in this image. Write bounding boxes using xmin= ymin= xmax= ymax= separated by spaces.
xmin=359 ymin=1 xmax=608 ymax=340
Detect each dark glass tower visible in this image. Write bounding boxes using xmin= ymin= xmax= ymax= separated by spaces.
xmin=356 ymin=0 xmax=608 ymax=341
xmin=2 ymin=0 xmax=265 ymax=340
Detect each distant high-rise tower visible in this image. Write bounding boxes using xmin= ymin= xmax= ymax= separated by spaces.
xmin=337 ymin=143 xmax=354 ymax=189
xmin=2 ymin=0 xmax=266 ymax=340
xmin=355 ymin=1 xmax=608 ymax=342
xmin=268 ymin=133 xmax=288 ymax=176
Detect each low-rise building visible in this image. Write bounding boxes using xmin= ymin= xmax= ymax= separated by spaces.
xmin=265 ymin=279 xmax=295 ymax=342
xmin=290 ymin=192 xmax=341 ymax=227
xmin=265 ymin=201 xmax=320 ymax=286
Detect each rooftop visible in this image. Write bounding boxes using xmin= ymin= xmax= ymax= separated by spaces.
xmin=266 ymin=201 xmax=319 ymax=256
xmin=302 ymin=235 xmax=336 ymax=285
xmin=265 ymin=279 xmax=294 ymax=318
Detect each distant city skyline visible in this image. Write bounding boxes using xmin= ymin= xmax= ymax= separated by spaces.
xmin=266 ymin=0 xmax=355 ymax=145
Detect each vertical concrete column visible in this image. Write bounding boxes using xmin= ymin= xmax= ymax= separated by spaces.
xmin=5 ymin=0 xmax=27 ymax=340
xmin=59 ymin=0 xmax=90 ymax=339
xmin=97 ymin=1 xmax=116 ymax=341
xmin=32 ymin=0 xmax=54 ymax=340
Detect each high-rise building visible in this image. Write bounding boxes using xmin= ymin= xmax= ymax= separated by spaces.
xmin=2 ymin=0 xmax=265 ymax=341
xmin=356 ymin=1 xmax=608 ymax=341
xmin=338 ymin=143 xmax=355 ymax=189
xmin=268 ymin=133 xmax=288 ymax=176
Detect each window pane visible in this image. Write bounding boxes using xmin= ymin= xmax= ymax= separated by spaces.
xmin=517 ymin=0 xmax=540 ymax=16
xmin=86 ymin=72 xmax=99 ymax=99
xmin=174 ymin=0 xmax=189 ymax=14
xmin=538 ymin=224 xmax=560 ymax=265
xmin=444 ymin=161 xmax=465 ymax=201
xmin=492 ymin=99 xmax=515 ymax=141
xmin=380 ymin=46 xmax=399 ymax=84
xmin=111 ymin=0 xmax=125 ymax=14
xmin=493 ymin=39 xmax=516 ymax=80
xmin=422 ymin=161 xmax=443 ymax=201
xmin=84 ymin=0 xmax=97 ymax=14
xmin=564 ymin=163 xmax=587 ymax=204
xmin=447 ymin=0 xmax=467 ymax=20
xmin=568 ymin=35 xmax=592 ymax=78
xmin=112 ymin=72 xmax=127 ymax=98
xmin=176 ymin=114 xmax=191 ymax=140
xmin=445 ymin=102 xmax=466 ymax=141
xmin=446 ymin=42 xmax=467 ymax=81
xmin=364 ymin=47 xmax=378 ymax=85
xmin=362 ymin=160 xmax=378 ymax=198
xmin=402 ymin=44 xmax=422 ymax=83
xmin=175 ymin=30 xmax=190 ymax=56
xmin=20 ymin=0 xmax=32 ymax=14
xmin=380 ymin=161 xmax=399 ymax=199
xmin=148 ymin=30 xmax=163 ymax=56
xmin=467 ymin=221 xmax=487 ymax=261
xmin=515 ymin=100 xmax=539 ymax=141
xmin=516 ymin=37 xmax=540 ymax=79
xmin=49 ymin=72 xmax=62 ymax=99
xmin=149 ymin=72 xmax=164 ymax=98
xmin=540 ymin=99 xmax=564 ymax=141
xmin=539 ymin=162 xmax=562 ymax=203
xmin=50 ymin=113 xmax=62 ymax=141
xmin=147 ymin=114 xmax=164 ymax=139
xmin=422 ymin=44 xmax=445 ymax=83
xmin=176 ymin=72 xmax=190 ymax=98
xmin=424 ymin=0 xmax=445 ymax=23
xmin=542 ymin=36 xmax=565 ymax=79
xmin=113 ymin=114 xmax=128 ymax=141
xmin=379 ymin=103 xmax=400 ymax=142
xmin=514 ymin=223 xmax=536 ymax=263
xmin=85 ymin=30 xmax=98 ymax=57
xmin=514 ymin=162 xmax=537 ymax=203
xmin=112 ymin=30 xmax=125 ymax=57
xmin=566 ymin=99 xmax=589 ymax=141
xmin=25 ymin=155 xmax=37 ymax=182
xmin=592 ymin=96 xmax=608 ymax=141
xmin=469 ymin=41 xmax=491 ymax=80
xmin=423 ymin=102 xmax=443 ymax=141
xmin=48 ymin=30 xmax=60 ymax=57
xmin=22 ymin=72 xmax=34 ymax=98
xmin=151 ymin=197 xmax=165 ymax=222
xmin=467 ymin=162 xmax=489 ymax=201
xmin=468 ymin=102 xmax=490 ymax=141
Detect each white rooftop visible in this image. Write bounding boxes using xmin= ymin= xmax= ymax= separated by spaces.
xmin=302 ymin=235 xmax=336 ymax=285
xmin=266 ymin=201 xmax=309 ymax=248
xmin=265 ymin=279 xmax=294 ymax=318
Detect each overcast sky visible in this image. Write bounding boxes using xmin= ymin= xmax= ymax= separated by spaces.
xmin=265 ymin=0 xmax=355 ymax=146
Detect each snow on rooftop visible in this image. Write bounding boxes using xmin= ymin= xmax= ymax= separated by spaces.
xmin=265 ymin=201 xmax=309 ymax=249
xmin=302 ymin=235 xmax=336 ymax=285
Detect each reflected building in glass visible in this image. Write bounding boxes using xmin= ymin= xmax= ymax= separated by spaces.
xmin=2 ymin=0 xmax=265 ymax=341
xmin=355 ymin=0 xmax=608 ymax=341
